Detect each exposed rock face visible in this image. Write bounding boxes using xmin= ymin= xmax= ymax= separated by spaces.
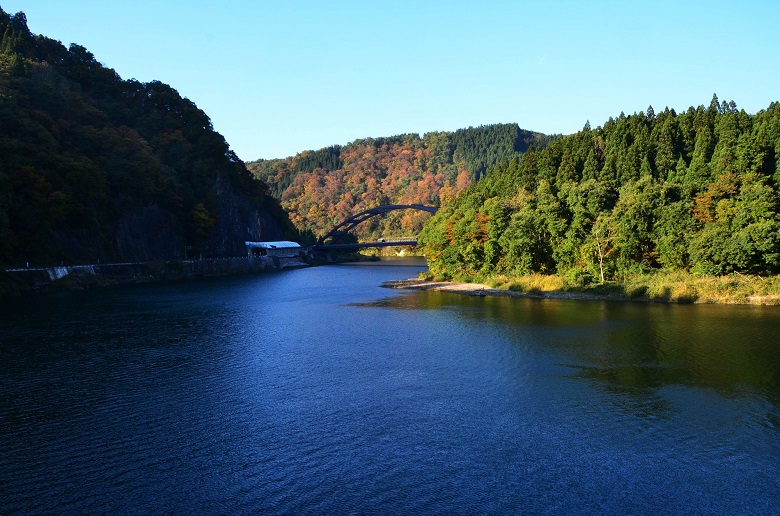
xmin=203 ymin=175 xmax=288 ymax=259
xmin=116 ymin=204 xmax=183 ymax=261
xmin=110 ymin=177 xmax=293 ymax=262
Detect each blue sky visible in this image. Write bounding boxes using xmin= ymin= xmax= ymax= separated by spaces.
xmin=4 ymin=1 xmax=779 ymax=160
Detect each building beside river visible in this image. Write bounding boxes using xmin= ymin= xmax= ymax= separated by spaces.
xmin=244 ymin=241 xmax=302 ymax=258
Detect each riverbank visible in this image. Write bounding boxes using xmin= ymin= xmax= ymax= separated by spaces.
xmin=382 ymin=272 xmax=780 ymax=305
xmin=1 ymin=255 xmax=308 ymax=297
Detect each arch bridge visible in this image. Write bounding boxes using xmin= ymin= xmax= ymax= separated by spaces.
xmin=314 ymin=204 xmax=438 ymax=250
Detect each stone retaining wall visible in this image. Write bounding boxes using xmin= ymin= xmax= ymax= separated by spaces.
xmin=5 ymin=255 xmax=308 ymax=291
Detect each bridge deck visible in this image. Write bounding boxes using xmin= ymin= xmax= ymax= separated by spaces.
xmin=313 ymin=239 xmax=417 ymax=251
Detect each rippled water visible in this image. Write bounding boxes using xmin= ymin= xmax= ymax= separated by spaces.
xmin=1 ymin=261 xmax=779 ymax=514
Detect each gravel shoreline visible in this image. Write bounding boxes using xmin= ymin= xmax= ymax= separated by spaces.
xmin=381 ymin=278 xmax=780 ymax=305
xmin=380 ymin=278 xmax=633 ymax=302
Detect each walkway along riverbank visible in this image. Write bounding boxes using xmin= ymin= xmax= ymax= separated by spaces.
xmin=2 ymin=255 xmax=308 ymax=295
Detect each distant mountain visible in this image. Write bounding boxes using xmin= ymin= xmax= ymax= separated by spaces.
xmin=0 ymin=8 xmax=296 ymax=267
xmin=247 ymin=125 xmax=557 ymax=241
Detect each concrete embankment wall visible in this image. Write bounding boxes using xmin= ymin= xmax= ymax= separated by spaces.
xmin=4 ymin=255 xmax=308 ymax=291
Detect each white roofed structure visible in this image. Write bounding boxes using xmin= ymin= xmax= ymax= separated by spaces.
xmin=245 ymin=241 xmax=302 ymax=257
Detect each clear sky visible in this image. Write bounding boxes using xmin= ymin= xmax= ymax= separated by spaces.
xmin=4 ymin=1 xmax=779 ymax=161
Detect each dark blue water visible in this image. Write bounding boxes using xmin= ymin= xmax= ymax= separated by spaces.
xmin=2 ymin=261 xmax=780 ymax=514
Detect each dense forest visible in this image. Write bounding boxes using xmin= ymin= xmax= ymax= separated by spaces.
xmin=0 ymin=8 xmax=296 ymax=267
xmin=247 ymin=125 xmax=556 ymax=241
xmin=419 ymin=97 xmax=780 ymax=281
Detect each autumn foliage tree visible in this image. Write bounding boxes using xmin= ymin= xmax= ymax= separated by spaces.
xmin=247 ymin=126 xmax=556 ymax=242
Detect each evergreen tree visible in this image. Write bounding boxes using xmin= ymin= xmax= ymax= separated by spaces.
xmin=419 ymin=96 xmax=780 ymax=280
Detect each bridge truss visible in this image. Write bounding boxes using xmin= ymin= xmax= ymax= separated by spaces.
xmin=315 ymin=204 xmax=438 ymax=246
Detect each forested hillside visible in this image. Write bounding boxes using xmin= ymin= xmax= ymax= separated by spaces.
xmin=0 ymin=8 xmax=296 ymax=267
xmin=247 ymin=125 xmax=556 ymax=241
xmin=419 ymin=97 xmax=780 ymax=281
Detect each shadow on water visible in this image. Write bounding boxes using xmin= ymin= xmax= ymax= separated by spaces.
xmin=353 ymin=290 xmax=780 ymax=409
xmin=338 ymin=256 xmax=428 ymax=267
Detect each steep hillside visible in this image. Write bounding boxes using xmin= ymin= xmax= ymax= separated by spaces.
xmin=0 ymin=8 xmax=296 ymax=267
xmin=247 ymin=125 xmax=556 ymax=241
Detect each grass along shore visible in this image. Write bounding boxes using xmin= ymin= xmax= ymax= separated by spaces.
xmin=403 ymin=270 xmax=780 ymax=305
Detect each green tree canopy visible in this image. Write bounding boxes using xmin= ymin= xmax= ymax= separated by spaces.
xmin=419 ymin=97 xmax=780 ymax=280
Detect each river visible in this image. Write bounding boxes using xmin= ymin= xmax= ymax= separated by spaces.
xmin=1 ymin=259 xmax=779 ymax=514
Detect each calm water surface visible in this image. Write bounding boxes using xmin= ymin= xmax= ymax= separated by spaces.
xmin=1 ymin=260 xmax=780 ymax=514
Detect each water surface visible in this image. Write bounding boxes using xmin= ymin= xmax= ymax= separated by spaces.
xmin=1 ymin=261 xmax=779 ymax=513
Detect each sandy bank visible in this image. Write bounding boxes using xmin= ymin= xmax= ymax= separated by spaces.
xmin=381 ymin=278 xmax=780 ymax=305
xmin=381 ymin=279 xmax=607 ymax=301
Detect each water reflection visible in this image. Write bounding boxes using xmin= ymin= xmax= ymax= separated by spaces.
xmin=358 ymin=290 xmax=780 ymax=404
